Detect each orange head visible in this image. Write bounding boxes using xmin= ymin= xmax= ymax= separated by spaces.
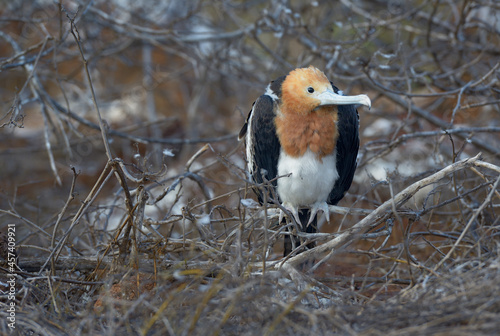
xmin=280 ymin=66 xmax=371 ymax=115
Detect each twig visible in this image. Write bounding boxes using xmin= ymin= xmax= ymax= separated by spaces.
xmin=367 ymin=82 xmax=499 ymax=156
xmin=50 ymin=168 xmax=78 ymax=275
xmin=67 ymin=13 xmax=113 ymax=161
xmin=43 ymin=91 xmax=236 ymax=145
xmin=280 ymin=154 xmax=484 ymax=269
xmin=43 ymin=164 xmax=114 ymax=273
xmin=434 ymin=173 xmax=500 ymax=270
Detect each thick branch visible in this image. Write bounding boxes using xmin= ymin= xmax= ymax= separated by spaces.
xmin=281 ymin=153 xmax=485 ymax=268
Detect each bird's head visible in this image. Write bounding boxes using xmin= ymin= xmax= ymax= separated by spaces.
xmin=280 ymin=66 xmax=371 ymax=115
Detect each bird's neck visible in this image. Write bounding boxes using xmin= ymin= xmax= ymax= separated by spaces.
xmin=275 ymin=108 xmax=338 ymax=159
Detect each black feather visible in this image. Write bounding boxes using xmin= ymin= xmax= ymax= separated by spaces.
xmin=329 ymin=104 xmax=360 ymax=205
xmin=328 ymin=81 xmax=360 ymax=205
xmin=241 ymin=76 xmax=360 ymax=257
xmin=240 ymin=95 xmax=281 ymax=204
xmin=269 ymin=75 xmax=286 ymax=97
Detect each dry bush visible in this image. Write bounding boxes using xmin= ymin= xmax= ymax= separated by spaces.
xmin=0 ymin=0 xmax=499 ymax=335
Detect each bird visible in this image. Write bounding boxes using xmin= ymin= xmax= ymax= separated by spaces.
xmin=239 ymin=66 xmax=371 ymax=256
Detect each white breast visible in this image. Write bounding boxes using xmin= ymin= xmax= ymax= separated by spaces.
xmin=276 ymin=149 xmax=339 ymax=207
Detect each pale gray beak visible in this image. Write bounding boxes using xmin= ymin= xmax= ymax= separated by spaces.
xmin=317 ymin=90 xmax=371 ymax=109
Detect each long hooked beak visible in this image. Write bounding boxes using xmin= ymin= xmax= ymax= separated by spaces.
xmin=317 ymin=90 xmax=371 ymax=109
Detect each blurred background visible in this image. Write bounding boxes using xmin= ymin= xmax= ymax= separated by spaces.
xmin=0 ymin=0 xmax=499 ymax=334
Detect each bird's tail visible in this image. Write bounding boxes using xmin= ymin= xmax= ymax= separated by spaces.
xmin=283 ymin=209 xmax=317 ymax=256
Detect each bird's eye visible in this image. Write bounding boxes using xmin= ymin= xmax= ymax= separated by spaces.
xmin=307 ymin=87 xmax=314 ymax=93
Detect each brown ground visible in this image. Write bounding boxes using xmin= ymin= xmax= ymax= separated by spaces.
xmin=1 ymin=1 xmax=499 ymax=335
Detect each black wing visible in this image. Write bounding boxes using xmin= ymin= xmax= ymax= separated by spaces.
xmin=240 ymin=95 xmax=281 ymax=204
xmin=328 ymin=103 xmax=360 ymax=205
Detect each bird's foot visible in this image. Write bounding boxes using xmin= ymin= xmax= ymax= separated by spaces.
xmin=308 ymin=202 xmax=331 ymax=225
xmin=279 ymin=202 xmax=303 ymax=228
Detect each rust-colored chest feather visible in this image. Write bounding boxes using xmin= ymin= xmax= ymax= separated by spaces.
xmin=275 ymin=106 xmax=338 ymax=158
